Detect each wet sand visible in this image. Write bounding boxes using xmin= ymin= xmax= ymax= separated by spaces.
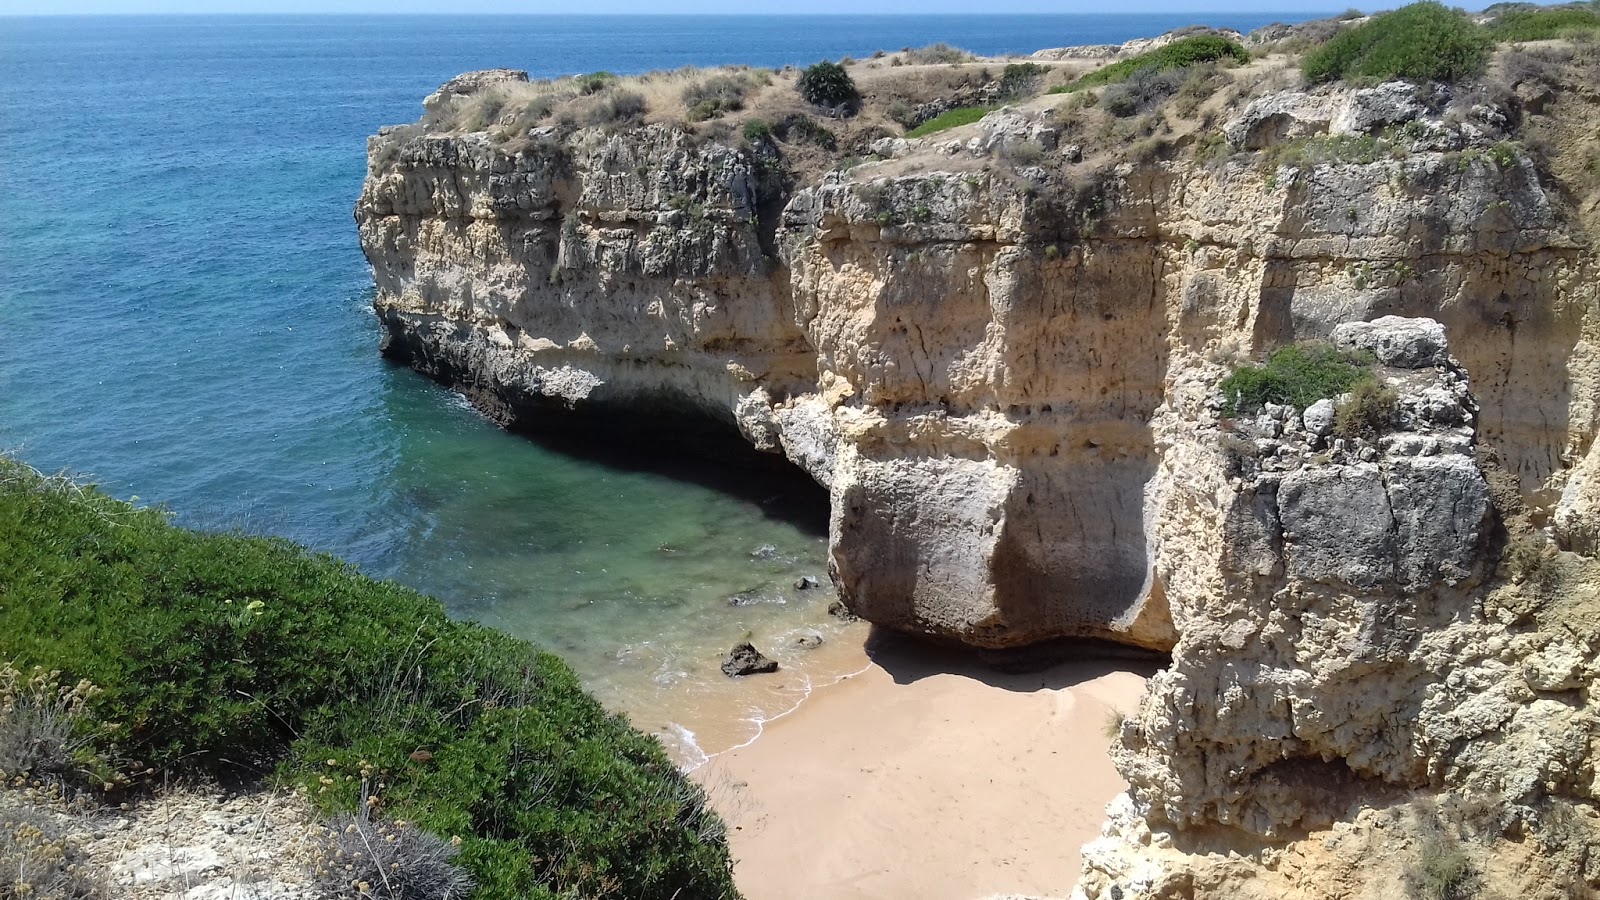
xmin=693 ymin=632 xmax=1154 ymax=900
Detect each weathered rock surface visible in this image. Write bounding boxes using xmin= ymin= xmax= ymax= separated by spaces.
xmin=358 ymin=72 xmax=1598 ymax=655
xmin=360 ymin=59 xmax=1600 ymax=900
xmin=721 ymin=642 xmax=779 ymax=677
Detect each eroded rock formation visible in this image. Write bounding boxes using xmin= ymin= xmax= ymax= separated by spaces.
xmin=359 ymin=50 xmax=1600 ymax=898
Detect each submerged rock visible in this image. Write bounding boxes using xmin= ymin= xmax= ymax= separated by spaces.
xmin=720 ymin=642 xmax=778 ymax=677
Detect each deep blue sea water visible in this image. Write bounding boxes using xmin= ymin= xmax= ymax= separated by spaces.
xmin=0 ymin=12 xmax=1324 ymax=754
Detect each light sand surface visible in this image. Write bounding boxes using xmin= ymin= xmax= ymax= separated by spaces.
xmin=694 ymin=632 xmax=1154 ymax=900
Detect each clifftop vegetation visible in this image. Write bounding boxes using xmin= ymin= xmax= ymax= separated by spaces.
xmin=0 ymin=458 xmax=738 ymax=900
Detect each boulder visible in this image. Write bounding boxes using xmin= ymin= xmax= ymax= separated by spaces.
xmin=1303 ymin=398 xmax=1337 ymax=437
xmin=1331 ymin=316 xmax=1451 ymax=369
xmin=1332 ymin=81 xmax=1428 ymax=135
xmin=721 ymin=642 xmax=779 ymax=677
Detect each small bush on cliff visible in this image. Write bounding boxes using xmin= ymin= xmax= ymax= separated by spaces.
xmin=1052 ymin=35 xmax=1250 ymax=93
xmin=1333 ymin=377 xmax=1399 ymax=439
xmin=1219 ymin=344 xmax=1373 ymax=415
xmin=1302 ymin=1 xmax=1490 ymax=84
xmin=1100 ymin=65 xmax=1189 ymax=117
xmin=0 ymin=458 xmax=739 ymax=900
xmin=999 ymin=62 xmax=1048 ymax=99
xmin=797 ymin=61 xmax=859 ymax=114
xmin=682 ymin=72 xmax=760 ymax=122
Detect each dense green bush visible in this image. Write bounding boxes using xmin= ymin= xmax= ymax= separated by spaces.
xmin=1052 ymin=35 xmax=1250 ymax=93
xmin=0 ymin=460 xmax=738 ymax=900
xmin=796 ymin=61 xmax=858 ymax=112
xmin=1488 ymin=4 xmax=1600 ymax=41
xmin=742 ymin=118 xmax=772 ymax=143
xmin=905 ymin=105 xmax=992 ymax=137
xmin=1219 ymin=344 xmax=1373 ymax=415
xmin=1302 ymin=1 xmax=1491 ymax=83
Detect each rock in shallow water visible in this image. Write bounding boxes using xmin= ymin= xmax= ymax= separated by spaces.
xmin=721 ymin=642 xmax=778 ymax=677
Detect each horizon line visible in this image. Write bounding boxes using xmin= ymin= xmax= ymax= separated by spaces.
xmin=0 ymin=9 xmax=1358 ymax=17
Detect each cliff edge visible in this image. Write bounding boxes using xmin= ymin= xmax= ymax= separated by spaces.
xmin=357 ymin=20 xmax=1600 ymax=898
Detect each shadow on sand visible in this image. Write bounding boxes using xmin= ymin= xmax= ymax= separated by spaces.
xmin=865 ymin=625 xmax=1168 ymax=692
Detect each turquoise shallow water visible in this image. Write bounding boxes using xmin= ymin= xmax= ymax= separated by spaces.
xmin=0 ymin=12 xmax=1318 ymax=755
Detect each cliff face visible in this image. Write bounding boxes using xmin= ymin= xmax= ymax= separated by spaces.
xmin=359 ymin=57 xmax=1600 ymax=897
xmin=357 ymin=75 xmax=1596 ymax=653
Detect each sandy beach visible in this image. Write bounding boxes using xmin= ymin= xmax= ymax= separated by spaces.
xmin=694 ymin=631 xmax=1154 ymax=900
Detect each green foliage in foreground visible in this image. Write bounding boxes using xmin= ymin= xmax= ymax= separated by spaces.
xmin=1050 ymin=35 xmax=1250 ymax=93
xmin=1219 ymin=344 xmax=1375 ymax=416
xmin=1487 ymin=4 xmax=1600 ymax=41
xmin=1302 ymin=1 xmax=1491 ymax=84
xmin=905 ymin=105 xmax=993 ymax=137
xmin=0 ymin=460 xmax=738 ymax=900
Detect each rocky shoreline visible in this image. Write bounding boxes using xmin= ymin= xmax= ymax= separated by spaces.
xmin=358 ymin=16 xmax=1600 ymax=899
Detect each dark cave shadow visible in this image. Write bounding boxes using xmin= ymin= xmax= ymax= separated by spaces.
xmin=864 ymin=626 xmax=1168 ymax=693
xmin=386 ymin=357 xmax=831 ymax=538
xmin=514 ymin=419 xmax=831 ymax=539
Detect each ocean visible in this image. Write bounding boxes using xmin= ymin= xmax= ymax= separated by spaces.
xmin=0 ymin=12 xmax=1321 ymax=758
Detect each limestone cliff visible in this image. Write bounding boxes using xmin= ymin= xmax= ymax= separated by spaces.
xmin=358 ymin=38 xmax=1600 ymax=899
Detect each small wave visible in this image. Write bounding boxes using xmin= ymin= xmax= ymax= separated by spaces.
xmin=663 ymin=723 xmax=710 ymax=771
xmin=683 ymin=658 xmax=874 ymax=773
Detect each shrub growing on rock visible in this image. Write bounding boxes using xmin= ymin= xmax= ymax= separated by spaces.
xmin=1333 ymin=377 xmax=1399 ymax=439
xmin=1302 ymin=1 xmax=1490 ymax=84
xmin=796 ymin=61 xmax=859 ymax=113
xmin=1219 ymin=344 xmax=1373 ymax=415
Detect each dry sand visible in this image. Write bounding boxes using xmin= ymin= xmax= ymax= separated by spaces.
xmin=694 ymin=631 xmax=1155 ymax=900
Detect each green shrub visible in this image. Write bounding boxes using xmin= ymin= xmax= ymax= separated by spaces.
xmin=574 ymin=71 xmax=616 ymax=95
xmin=999 ymin=62 xmax=1048 ymax=99
xmin=1302 ymin=1 xmax=1491 ymax=83
xmin=1219 ymin=344 xmax=1373 ymax=415
xmin=1052 ymin=35 xmax=1250 ymax=93
xmin=903 ymin=43 xmax=974 ymax=65
xmin=1488 ymin=5 xmax=1600 ymax=41
xmin=796 ymin=61 xmax=858 ymax=111
xmin=905 ymin=105 xmax=992 ymax=137
xmin=742 ymin=118 xmax=772 ymax=143
xmin=1333 ymin=377 xmax=1399 ymax=438
xmin=0 ymin=460 xmax=739 ymax=900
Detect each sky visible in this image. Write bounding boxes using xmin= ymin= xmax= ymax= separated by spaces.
xmin=0 ymin=0 xmax=1427 ymax=15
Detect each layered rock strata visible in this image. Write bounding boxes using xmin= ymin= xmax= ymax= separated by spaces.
xmin=359 ymin=59 xmax=1600 ymax=900
xmin=358 ymin=75 xmax=1596 ymax=653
